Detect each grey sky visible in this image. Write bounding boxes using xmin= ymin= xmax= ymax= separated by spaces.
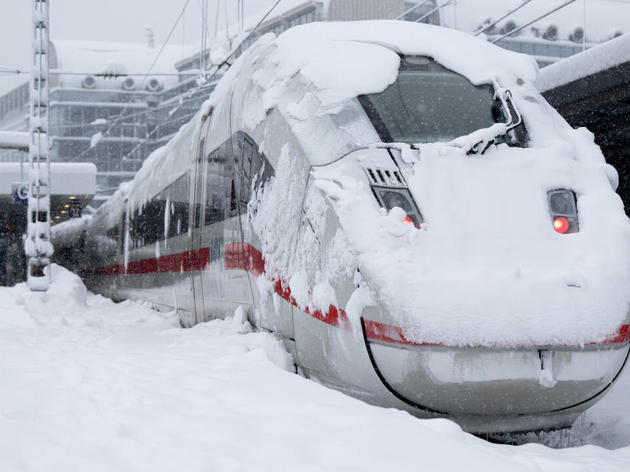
xmin=0 ymin=0 xmax=275 ymax=94
xmin=3 ymin=0 xmax=630 ymax=95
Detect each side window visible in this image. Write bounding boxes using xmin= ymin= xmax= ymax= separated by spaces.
xmin=205 ymin=146 xmax=225 ymax=226
xmin=240 ymin=136 xmax=255 ymax=206
xmin=119 ymin=212 xmax=126 ymax=254
xmin=230 ymin=180 xmax=238 ymax=216
xmin=143 ymin=199 xmax=166 ymax=244
xmin=191 ymin=137 xmax=205 ymax=229
xmin=167 ymin=173 xmax=190 ymax=237
xmin=197 ymin=137 xmax=205 ymax=161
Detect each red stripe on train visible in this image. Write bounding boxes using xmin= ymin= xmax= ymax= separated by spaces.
xmin=223 ymin=242 xmax=630 ymax=347
xmin=90 ymin=242 xmax=630 ymax=347
xmin=91 ymin=247 xmax=210 ymax=275
xmin=224 ymin=242 xmax=351 ymax=330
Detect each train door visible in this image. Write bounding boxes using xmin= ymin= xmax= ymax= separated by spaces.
xmin=189 ymin=116 xmax=211 ymax=323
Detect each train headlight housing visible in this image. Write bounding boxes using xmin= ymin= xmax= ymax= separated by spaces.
xmin=373 ymin=187 xmax=423 ymax=229
xmin=547 ymin=189 xmax=578 ymax=234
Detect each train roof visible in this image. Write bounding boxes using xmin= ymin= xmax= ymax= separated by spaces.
xmin=272 ymin=20 xmax=539 ymax=104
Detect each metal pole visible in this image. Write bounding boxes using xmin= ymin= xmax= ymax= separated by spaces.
xmin=491 ymin=0 xmax=577 ymax=44
xmin=474 ymin=0 xmax=534 ymax=36
xmin=26 ymin=0 xmax=53 ymax=291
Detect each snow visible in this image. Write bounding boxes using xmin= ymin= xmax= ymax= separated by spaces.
xmin=90 ymin=131 xmax=103 ymax=148
xmin=0 ymin=162 xmax=96 ymax=196
xmin=2 ymin=265 xmax=630 ymax=471
xmin=0 ymin=130 xmax=30 ymax=149
xmin=536 ymin=32 xmax=630 ymax=91
xmin=273 ymin=21 xmax=538 ymax=105
xmin=313 ymin=128 xmax=630 ymax=346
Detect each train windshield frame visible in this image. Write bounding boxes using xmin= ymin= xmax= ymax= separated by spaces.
xmin=358 ymin=56 xmax=528 ymax=146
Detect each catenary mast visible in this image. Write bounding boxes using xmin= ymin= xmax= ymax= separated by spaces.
xmin=26 ymin=0 xmax=53 ymax=291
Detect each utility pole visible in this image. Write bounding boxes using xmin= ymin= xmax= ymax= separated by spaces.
xmin=26 ymin=0 xmax=53 ymax=291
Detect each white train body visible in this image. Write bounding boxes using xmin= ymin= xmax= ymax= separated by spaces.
xmin=53 ymin=22 xmax=630 ymax=433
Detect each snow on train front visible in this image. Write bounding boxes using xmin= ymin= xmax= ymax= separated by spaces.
xmin=245 ymin=22 xmax=630 ymax=432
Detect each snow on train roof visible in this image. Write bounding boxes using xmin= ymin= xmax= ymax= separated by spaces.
xmin=273 ymin=20 xmax=538 ymax=105
xmin=97 ymin=20 xmax=538 ymax=223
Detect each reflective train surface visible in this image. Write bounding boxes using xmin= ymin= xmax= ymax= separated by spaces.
xmin=53 ymin=22 xmax=630 ymax=433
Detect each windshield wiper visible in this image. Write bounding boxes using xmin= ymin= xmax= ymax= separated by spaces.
xmin=448 ymin=88 xmax=523 ymax=155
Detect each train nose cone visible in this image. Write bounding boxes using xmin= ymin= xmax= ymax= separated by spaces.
xmin=363 ymin=327 xmax=629 ymax=418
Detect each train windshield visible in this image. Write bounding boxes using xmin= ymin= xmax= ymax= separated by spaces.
xmin=359 ymin=56 xmax=526 ymax=145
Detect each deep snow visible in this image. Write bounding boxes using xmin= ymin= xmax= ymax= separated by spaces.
xmin=1 ymin=265 xmax=630 ymax=471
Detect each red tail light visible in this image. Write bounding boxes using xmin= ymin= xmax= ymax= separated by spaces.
xmin=403 ymin=216 xmax=413 ymax=226
xmin=548 ymin=190 xmax=579 ymax=234
xmin=553 ymin=217 xmax=570 ymax=234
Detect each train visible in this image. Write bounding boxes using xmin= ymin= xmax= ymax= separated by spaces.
xmin=53 ymin=21 xmax=630 ymax=434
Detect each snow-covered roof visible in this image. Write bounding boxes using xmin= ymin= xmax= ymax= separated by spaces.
xmin=97 ymin=20 xmax=538 ymax=224
xmin=272 ymin=20 xmax=538 ymax=100
xmin=0 ymin=162 xmax=96 ymax=196
xmin=536 ymin=32 xmax=630 ymax=91
xmin=440 ymin=0 xmax=630 ymax=43
xmin=0 ymin=131 xmax=29 ymax=150
xmin=51 ymin=39 xmax=185 ymax=89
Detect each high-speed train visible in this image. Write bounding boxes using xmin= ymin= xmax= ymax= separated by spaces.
xmin=53 ymin=21 xmax=630 ymax=433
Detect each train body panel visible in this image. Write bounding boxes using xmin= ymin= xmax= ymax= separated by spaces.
xmin=53 ymin=21 xmax=630 ymax=433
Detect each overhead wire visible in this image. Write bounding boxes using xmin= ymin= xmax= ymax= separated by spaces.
xmin=413 ymin=0 xmax=454 ymax=24
xmin=474 ymin=0 xmax=535 ymax=36
xmin=91 ymin=0 xmax=285 ymax=167
xmin=68 ymin=0 xmax=192 ymax=164
xmin=491 ymin=0 xmax=578 ymax=43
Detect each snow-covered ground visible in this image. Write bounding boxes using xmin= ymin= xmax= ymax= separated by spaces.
xmin=2 ymin=265 xmax=630 ymax=471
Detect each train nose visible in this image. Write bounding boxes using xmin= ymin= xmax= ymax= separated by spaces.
xmin=362 ymin=319 xmax=630 ymax=418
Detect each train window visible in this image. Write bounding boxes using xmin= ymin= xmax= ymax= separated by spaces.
xmin=137 ymin=199 xmax=166 ymax=245
xmin=359 ymin=56 xmax=528 ymax=146
xmin=197 ymin=137 xmax=205 ymax=162
xmin=120 ymin=212 xmax=126 ymax=254
xmin=205 ymin=142 xmax=228 ymax=226
xmin=240 ymin=137 xmax=255 ymax=205
xmin=163 ymin=173 xmax=190 ymax=238
xmin=230 ymin=180 xmax=238 ymax=216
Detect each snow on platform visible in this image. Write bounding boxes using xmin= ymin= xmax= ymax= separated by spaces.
xmin=1 ymin=266 xmax=630 ymax=471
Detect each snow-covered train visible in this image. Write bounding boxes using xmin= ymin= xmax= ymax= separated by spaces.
xmin=53 ymin=21 xmax=630 ymax=433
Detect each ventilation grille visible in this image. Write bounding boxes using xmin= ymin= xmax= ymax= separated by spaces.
xmin=364 ymin=167 xmax=406 ymax=188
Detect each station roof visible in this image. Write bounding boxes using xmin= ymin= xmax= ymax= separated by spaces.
xmin=0 ymin=162 xmax=97 ymax=224
xmin=0 ymin=131 xmax=29 ymax=151
xmin=537 ymin=32 xmax=630 ymax=213
xmin=51 ymin=40 xmax=184 ymax=90
xmin=537 ymin=32 xmax=630 ymax=92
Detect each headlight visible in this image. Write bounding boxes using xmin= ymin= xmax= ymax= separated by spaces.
xmin=547 ymin=189 xmax=578 ymax=234
xmin=373 ymin=186 xmax=423 ymax=229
